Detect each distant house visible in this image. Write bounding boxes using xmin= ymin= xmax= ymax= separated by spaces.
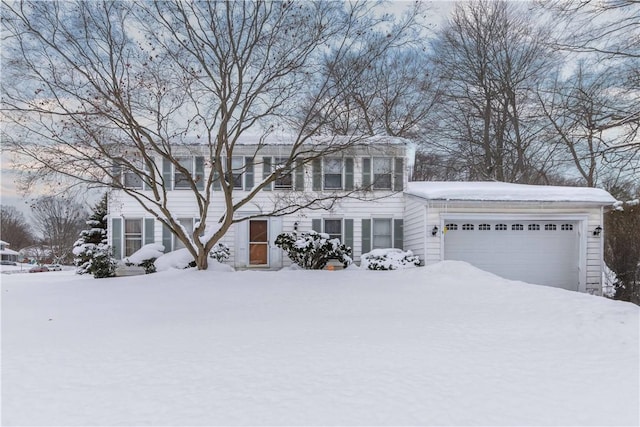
xmin=0 ymin=240 xmax=20 ymax=263
xmin=108 ymin=136 xmax=616 ymax=295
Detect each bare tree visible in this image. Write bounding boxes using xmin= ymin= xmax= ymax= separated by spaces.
xmin=30 ymin=195 xmax=87 ymax=263
xmin=537 ymin=62 xmax=639 ymax=187
xmin=537 ymin=0 xmax=640 ymax=154
xmin=0 ymin=205 xmax=35 ymax=250
xmin=1 ymin=0 xmax=424 ymax=269
xmin=425 ymin=0 xmax=558 ymax=183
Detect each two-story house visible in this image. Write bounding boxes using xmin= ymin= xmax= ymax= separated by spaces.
xmin=108 ymin=135 xmax=616 ymax=294
xmin=108 ymin=135 xmax=408 ymax=269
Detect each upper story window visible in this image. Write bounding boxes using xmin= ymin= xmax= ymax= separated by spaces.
xmin=373 ymin=157 xmax=393 ymax=190
xmin=230 ymin=157 xmax=244 ymax=189
xmin=362 ymin=157 xmax=403 ymax=191
xmin=273 ymin=157 xmax=293 ymax=190
xmin=324 ymin=158 xmax=343 ymax=190
xmin=173 ymin=156 xmax=204 ymax=190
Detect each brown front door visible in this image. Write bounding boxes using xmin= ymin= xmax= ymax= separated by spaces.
xmin=249 ymin=220 xmax=268 ymax=265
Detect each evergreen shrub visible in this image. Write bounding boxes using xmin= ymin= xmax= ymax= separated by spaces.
xmin=275 ymin=231 xmax=352 ymax=270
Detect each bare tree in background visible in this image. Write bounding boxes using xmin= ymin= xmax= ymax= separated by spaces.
xmin=0 ymin=205 xmax=35 ymax=250
xmin=30 ymin=195 xmax=87 ymax=263
xmin=425 ymin=0 xmax=557 ymax=183
xmin=538 ymin=0 xmax=639 ymax=155
xmin=538 ymin=62 xmax=639 ymax=187
xmin=1 ymin=0 xmax=426 ymax=269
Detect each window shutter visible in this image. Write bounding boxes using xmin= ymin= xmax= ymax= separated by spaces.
xmin=162 ymin=223 xmax=172 ymax=253
xmin=262 ymin=157 xmax=272 ymax=191
xmin=362 ymin=158 xmax=371 ymax=188
xmin=312 ymin=158 xmax=321 ymax=191
xmin=394 ymin=219 xmax=404 ymax=249
xmin=244 ymin=157 xmax=254 ymax=190
xmin=344 ymin=219 xmax=354 ymax=251
xmin=162 ymin=158 xmax=172 ymax=190
xmin=361 ymin=219 xmax=371 ymax=254
xmin=295 ymin=159 xmax=304 ymax=191
xmin=393 ymin=157 xmax=404 ymax=191
xmin=195 ymin=157 xmax=204 ymax=190
xmin=345 ymin=158 xmax=354 ymax=190
xmin=144 ymin=218 xmax=154 ymax=245
xmin=112 ymin=218 xmax=122 ymax=259
xmin=312 ymin=219 xmax=322 ymax=233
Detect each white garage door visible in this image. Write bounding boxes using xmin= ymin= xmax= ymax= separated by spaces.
xmin=443 ymin=220 xmax=580 ymax=290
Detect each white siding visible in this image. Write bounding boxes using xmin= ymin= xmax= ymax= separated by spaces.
xmin=403 ymin=195 xmax=426 ymax=262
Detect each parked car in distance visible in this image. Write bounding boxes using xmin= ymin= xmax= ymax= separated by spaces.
xmin=46 ymin=264 xmax=62 ymax=271
xmin=29 ymin=265 xmax=49 ymax=273
xmin=1 ymin=260 xmax=17 ymax=266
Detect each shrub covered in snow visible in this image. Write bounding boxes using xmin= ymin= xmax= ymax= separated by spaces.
xmin=361 ymin=248 xmax=420 ymax=270
xmin=124 ymin=243 xmax=165 ymax=274
xmin=209 ymin=243 xmax=230 ymax=263
xmin=91 ymin=245 xmax=117 ymax=278
xmin=275 ymin=231 xmax=352 ymax=270
xmin=154 ymin=248 xmax=196 ymax=271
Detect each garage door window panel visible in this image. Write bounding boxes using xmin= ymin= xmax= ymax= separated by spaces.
xmin=512 ymin=224 xmax=524 ymax=231
xmin=528 ymin=224 xmax=540 ymax=231
xmin=545 ymin=224 xmax=557 ymax=231
xmin=462 ymin=224 xmax=474 ymax=231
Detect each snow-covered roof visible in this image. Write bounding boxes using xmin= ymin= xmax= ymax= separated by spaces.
xmin=0 ymin=248 xmax=20 ymax=256
xmin=405 ymin=181 xmax=617 ymax=204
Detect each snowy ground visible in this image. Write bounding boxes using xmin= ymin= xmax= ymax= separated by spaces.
xmin=2 ymin=261 xmax=638 ymax=426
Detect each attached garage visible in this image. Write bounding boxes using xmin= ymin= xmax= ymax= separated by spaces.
xmin=403 ymin=182 xmax=617 ymax=294
xmin=442 ymin=218 xmax=581 ymax=290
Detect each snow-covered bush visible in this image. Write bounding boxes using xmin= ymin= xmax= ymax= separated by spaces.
xmin=91 ymin=245 xmax=117 ymax=278
xmin=124 ymin=243 xmax=165 ymax=274
xmin=154 ymin=248 xmax=196 ymax=271
xmin=275 ymin=231 xmax=352 ymax=270
xmin=209 ymin=243 xmax=230 ymax=263
xmin=361 ymin=248 xmax=421 ymax=270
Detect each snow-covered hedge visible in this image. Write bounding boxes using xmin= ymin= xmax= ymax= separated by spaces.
xmin=209 ymin=243 xmax=230 ymax=263
xmin=275 ymin=231 xmax=352 ymax=270
xmin=124 ymin=243 xmax=165 ymax=274
xmin=361 ymin=248 xmax=421 ymax=270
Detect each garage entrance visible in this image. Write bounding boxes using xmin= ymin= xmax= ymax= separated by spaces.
xmin=443 ymin=219 xmax=581 ymax=290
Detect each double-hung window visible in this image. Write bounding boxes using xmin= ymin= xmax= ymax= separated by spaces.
xmin=323 ymin=219 xmax=343 ymax=241
xmin=372 ymin=218 xmax=392 ymax=248
xmin=373 ymin=158 xmax=393 ymax=190
xmin=172 ymin=156 xmax=204 ymax=190
xmin=361 ymin=218 xmax=403 ymax=253
xmin=124 ymin=219 xmax=143 ymax=256
xmin=324 ymin=158 xmax=343 ymax=190
xmin=230 ymin=157 xmax=244 ymax=189
xmin=274 ymin=157 xmax=293 ymax=190
xmin=363 ymin=157 xmax=403 ymax=191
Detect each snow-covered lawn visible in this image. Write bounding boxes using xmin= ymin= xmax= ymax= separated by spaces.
xmin=2 ymin=261 xmax=638 ymax=426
